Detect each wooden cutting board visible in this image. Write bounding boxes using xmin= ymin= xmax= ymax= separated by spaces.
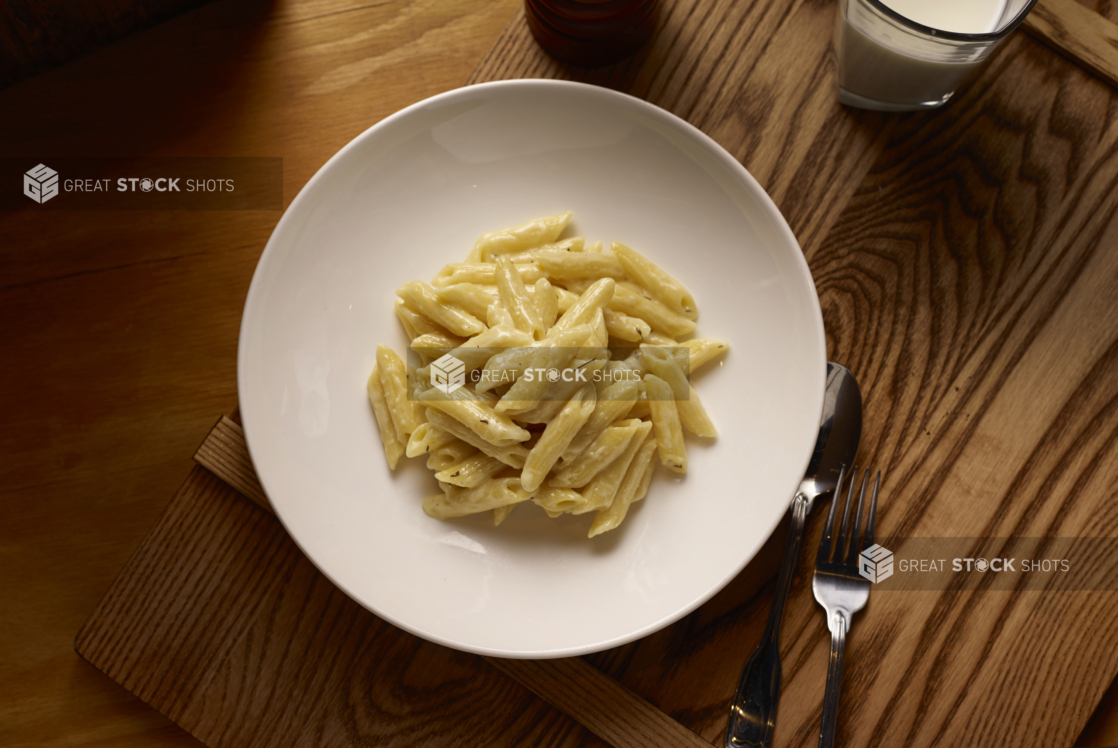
xmin=77 ymin=414 xmax=740 ymax=748
xmin=77 ymin=1 xmax=1118 ymax=746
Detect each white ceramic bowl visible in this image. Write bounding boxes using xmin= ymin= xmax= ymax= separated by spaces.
xmin=238 ymin=79 xmax=825 ymax=658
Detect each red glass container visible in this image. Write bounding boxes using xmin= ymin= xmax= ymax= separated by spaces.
xmin=525 ymin=0 xmax=660 ymax=68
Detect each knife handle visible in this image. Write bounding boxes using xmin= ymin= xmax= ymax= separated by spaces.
xmin=725 ymin=491 xmax=811 ymax=748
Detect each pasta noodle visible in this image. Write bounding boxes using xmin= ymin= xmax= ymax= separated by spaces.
xmin=578 ymin=420 xmax=653 ymax=514
xmin=641 ymin=344 xmax=717 ymax=438
xmin=376 ymin=345 xmax=422 ymax=442
xmin=367 ymin=366 xmax=405 ymax=469
xmin=644 ymin=374 xmax=686 ymax=473
xmin=435 ymin=452 xmax=506 ymax=488
xmin=365 ymin=212 xmax=727 ymax=537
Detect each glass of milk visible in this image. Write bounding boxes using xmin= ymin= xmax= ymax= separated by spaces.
xmin=835 ymin=0 xmax=1038 ymax=111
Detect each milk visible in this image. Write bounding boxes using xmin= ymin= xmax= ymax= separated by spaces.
xmin=835 ymin=0 xmax=1010 ymax=110
xmin=878 ymin=0 xmax=1007 ymax=34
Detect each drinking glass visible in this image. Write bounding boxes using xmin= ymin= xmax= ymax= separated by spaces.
xmin=834 ymin=0 xmax=1038 ymax=111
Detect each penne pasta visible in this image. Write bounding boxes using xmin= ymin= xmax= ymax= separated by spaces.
xmin=394 ymin=300 xmax=420 ymax=339
xmin=436 ymin=283 xmax=499 ymax=320
xmin=633 ymin=438 xmax=658 ymax=499
xmin=412 ymin=330 xmax=533 ymax=389
xmin=424 ymin=408 xmax=530 ymax=469
xmin=495 ymin=255 xmax=546 ymax=340
xmin=677 ymin=392 xmax=717 ymax=438
xmin=432 ymin=262 xmax=547 ymax=288
xmin=423 ymin=477 xmax=535 ymax=518
xmin=408 ymin=361 xmax=430 ymax=401
xmin=426 ymin=439 xmax=477 ymax=472
xmin=603 ymin=308 xmax=652 ymax=342
xmin=589 ymin=435 xmax=658 ymax=537
xmin=495 ymin=326 xmax=593 ymax=414
xmin=476 ymin=345 xmax=537 ymax=394
xmin=512 ymin=358 xmax=606 ymax=424
xmin=486 ymin=302 xmax=516 ymax=330
xmin=435 ymin=452 xmax=506 ymax=488
xmin=502 ymin=236 xmax=585 ymax=263
xmin=397 ymin=280 xmax=487 ymax=337
xmin=367 ymin=366 xmax=405 ymax=469
xmin=561 ymin=378 xmax=639 ymax=463
xmin=550 ymin=420 xmax=642 ymax=488
xmin=532 ymin=250 xmax=627 ymax=281
xmin=377 ymin=344 xmax=423 ymax=442
xmin=467 ymin=211 xmax=572 ymax=263
xmin=643 ymin=330 xmax=678 ymax=347
xmin=639 ymin=345 xmax=689 ymax=398
xmin=450 ymin=325 xmax=535 ymax=373
xmin=644 ymin=374 xmax=686 ymax=473
xmin=615 ymin=279 xmax=648 ymax=296
xmin=367 ymin=212 xmax=722 ymax=536
xmin=608 ymin=284 xmax=695 ymax=338
xmin=591 ymin=308 xmax=608 ymax=348
xmin=611 ymin=241 xmax=698 ymax=320
xmin=598 ymin=353 xmax=648 ymax=394
xmin=552 ymin=278 xmax=615 ymax=335
xmin=686 ymin=338 xmax=730 ymax=371
xmin=521 ymin=385 xmax=597 ymax=492
xmin=642 ymin=345 xmax=716 ymax=437
xmin=552 ymin=285 xmax=580 ymax=313
xmin=533 ymin=278 xmax=560 ymax=330
xmin=576 ymin=420 xmax=653 ymax=515
xmin=395 ymin=299 xmax=452 ymax=340
xmin=534 ymin=484 xmax=593 ymax=517
xmin=418 ymin=386 xmax=531 ymax=447
xmin=627 ymin=398 xmax=652 ymax=420
xmin=410 ymin=332 xmax=466 ymax=357
xmin=406 ymin=423 xmax=457 ymax=458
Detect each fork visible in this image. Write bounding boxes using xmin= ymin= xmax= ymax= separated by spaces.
xmin=812 ymin=465 xmax=881 ymax=748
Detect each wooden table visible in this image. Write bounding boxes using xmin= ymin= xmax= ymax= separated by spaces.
xmin=3 ymin=0 xmax=1118 ymax=746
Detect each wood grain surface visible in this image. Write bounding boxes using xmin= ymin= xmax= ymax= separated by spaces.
xmin=75 ymin=463 xmax=607 ymax=748
xmin=5 ymin=0 xmax=1118 ymax=746
xmin=194 ymin=423 xmax=746 ymax=748
xmin=166 ymin=419 xmax=712 ymax=748
xmin=1024 ymin=0 xmax=1118 ymax=87
xmin=470 ymin=5 xmax=1118 ymax=748
xmin=0 ymin=2 xmax=518 ymax=747
xmin=194 ymin=416 xmax=269 ymax=510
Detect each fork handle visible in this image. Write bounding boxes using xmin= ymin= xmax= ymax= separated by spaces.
xmin=818 ymin=611 xmax=847 ymax=748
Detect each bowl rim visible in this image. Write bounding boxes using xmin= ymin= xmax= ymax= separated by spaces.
xmin=237 ymin=78 xmax=827 ymax=658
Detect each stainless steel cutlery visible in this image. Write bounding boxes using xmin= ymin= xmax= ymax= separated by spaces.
xmin=812 ymin=465 xmax=882 ymax=748
xmin=726 ymin=364 xmax=885 ymax=748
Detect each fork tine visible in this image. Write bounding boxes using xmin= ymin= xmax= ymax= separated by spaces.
xmin=836 ymin=466 xmax=858 ymax=563
xmin=865 ymin=470 xmax=881 ymax=549
xmin=817 ymin=464 xmax=847 ymax=565
xmin=846 ymin=470 xmax=870 ymax=566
